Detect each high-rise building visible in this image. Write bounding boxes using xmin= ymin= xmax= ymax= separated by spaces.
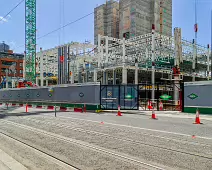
xmin=0 ymin=42 xmax=10 ymax=52
xmin=94 ymin=0 xmax=172 ymax=41
xmin=119 ymin=0 xmax=172 ymax=39
xmin=94 ymin=0 xmax=119 ymax=45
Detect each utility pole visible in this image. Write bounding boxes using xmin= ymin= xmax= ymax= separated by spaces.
xmin=5 ymin=69 xmax=8 ymax=89
xmin=151 ymin=24 xmax=155 ymax=105
xmin=67 ymin=45 xmax=70 ymax=83
xmin=193 ymin=0 xmax=198 ymax=82
xmin=40 ymin=48 xmax=44 ymax=86
xmin=211 ymin=10 xmax=212 ymax=79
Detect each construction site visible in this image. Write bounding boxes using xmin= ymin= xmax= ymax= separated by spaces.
xmin=0 ymin=0 xmax=211 ymax=111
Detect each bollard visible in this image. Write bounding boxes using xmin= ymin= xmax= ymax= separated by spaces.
xmin=84 ymin=104 xmax=86 ymax=113
xmin=54 ymin=105 xmax=57 ymax=117
xmin=26 ymin=104 xmax=28 ymax=113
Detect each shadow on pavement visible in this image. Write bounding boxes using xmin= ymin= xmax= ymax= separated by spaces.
xmin=0 ymin=106 xmax=54 ymax=119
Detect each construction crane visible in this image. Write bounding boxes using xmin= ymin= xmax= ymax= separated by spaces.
xmin=25 ymin=0 xmax=36 ymax=83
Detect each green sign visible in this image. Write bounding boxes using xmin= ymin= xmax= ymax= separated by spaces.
xmin=187 ymin=93 xmax=198 ymax=100
xmin=125 ymin=94 xmax=133 ymax=99
xmin=160 ymin=94 xmax=171 ymax=100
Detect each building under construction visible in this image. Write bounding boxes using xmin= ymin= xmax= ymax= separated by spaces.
xmin=34 ymin=27 xmax=210 ymax=110
xmin=94 ymin=0 xmax=119 ymax=45
xmin=94 ymin=0 xmax=172 ymax=42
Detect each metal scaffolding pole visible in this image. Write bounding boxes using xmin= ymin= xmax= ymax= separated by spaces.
xmin=193 ymin=0 xmax=198 ymax=82
xmin=23 ymin=51 xmax=26 ymax=79
xmin=40 ymin=48 xmax=44 ymax=87
xmin=211 ymin=10 xmax=212 ymax=78
xmin=151 ymin=24 xmax=156 ymax=104
xmin=207 ymin=44 xmax=210 ymax=80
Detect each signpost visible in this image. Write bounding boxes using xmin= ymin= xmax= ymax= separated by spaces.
xmin=79 ymin=92 xmax=84 ymax=111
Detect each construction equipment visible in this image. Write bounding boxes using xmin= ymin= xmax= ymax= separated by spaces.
xmin=16 ymin=79 xmax=37 ymax=88
xmin=25 ymin=0 xmax=36 ymax=83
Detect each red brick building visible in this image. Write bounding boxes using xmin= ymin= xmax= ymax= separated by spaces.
xmin=0 ymin=51 xmax=24 ymax=79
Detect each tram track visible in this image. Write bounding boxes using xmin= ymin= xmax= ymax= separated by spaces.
xmin=26 ymin=114 xmax=212 ymax=146
xmin=0 ymin=131 xmax=79 ymax=170
xmin=11 ymin=116 xmax=212 ymax=160
xmin=0 ymin=119 xmax=166 ymax=170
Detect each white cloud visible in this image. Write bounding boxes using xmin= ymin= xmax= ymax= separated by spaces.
xmin=0 ymin=16 xmax=8 ymax=23
xmin=0 ymin=15 xmax=11 ymax=24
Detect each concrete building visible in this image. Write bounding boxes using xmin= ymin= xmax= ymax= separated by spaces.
xmin=94 ymin=0 xmax=172 ymax=40
xmin=119 ymin=0 xmax=172 ymax=39
xmin=94 ymin=0 xmax=119 ymax=44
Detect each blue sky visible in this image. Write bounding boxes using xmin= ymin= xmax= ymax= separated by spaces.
xmin=0 ymin=0 xmax=211 ymax=53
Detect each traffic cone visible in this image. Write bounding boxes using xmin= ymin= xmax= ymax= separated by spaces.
xmin=116 ymin=105 xmax=122 ymax=116
xmin=159 ymin=101 xmax=163 ymax=111
xmin=193 ymin=109 xmax=202 ymax=124
xmin=151 ymin=110 xmax=157 ymax=120
xmin=148 ymin=100 xmax=153 ymax=110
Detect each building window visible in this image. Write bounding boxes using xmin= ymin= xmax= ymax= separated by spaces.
xmin=20 ymin=70 xmax=23 ymax=74
xmin=20 ymin=63 xmax=23 ymax=67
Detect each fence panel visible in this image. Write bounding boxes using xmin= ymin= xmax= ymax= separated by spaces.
xmin=138 ymin=83 xmax=183 ymax=111
xmin=100 ymin=85 xmax=139 ymax=110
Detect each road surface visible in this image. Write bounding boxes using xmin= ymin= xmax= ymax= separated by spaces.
xmin=0 ymin=106 xmax=212 ymax=170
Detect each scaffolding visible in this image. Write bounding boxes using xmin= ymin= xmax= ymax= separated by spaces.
xmin=35 ymin=30 xmax=211 ymax=85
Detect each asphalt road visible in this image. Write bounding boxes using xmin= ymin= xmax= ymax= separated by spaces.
xmin=0 ymin=106 xmax=212 ymax=170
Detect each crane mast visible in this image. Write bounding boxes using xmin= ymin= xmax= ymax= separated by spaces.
xmin=25 ymin=0 xmax=36 ymax=83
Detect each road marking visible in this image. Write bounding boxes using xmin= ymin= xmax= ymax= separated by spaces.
xmin=20 ymin=116 xmax=212 ymax=147
xmin=54 ymin=115 xmax=212 ymax=140
xmin=0 ymin=120 xmax=165 ymax=170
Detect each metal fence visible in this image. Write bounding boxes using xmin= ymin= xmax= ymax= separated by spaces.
xmin=100 ymin=83 xmax=183 ymax=111
xmin=138 ymin=83 xmax=183 ymax=111
xmin=100 ymin=85 xmax=139 ymax=110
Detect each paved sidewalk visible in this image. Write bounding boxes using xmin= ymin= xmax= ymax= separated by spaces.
xmin=0 ymin=149 xmax=27 ymax=170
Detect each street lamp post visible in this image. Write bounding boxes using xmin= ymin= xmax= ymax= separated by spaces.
xmin=211 ymin=10 xmax=212 ymax=78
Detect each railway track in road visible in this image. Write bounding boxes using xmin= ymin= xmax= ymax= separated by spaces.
xmin=0 ymin=119 xmax=165 ymax=170
xmin=12 ymin=116 xmax=212 ymax=161
xmin=0 ymin=131 xmax=80 ymax=170
xmin=27 ymin=115 xmax=212 ymax=147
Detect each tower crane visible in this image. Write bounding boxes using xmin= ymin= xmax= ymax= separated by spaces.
xmin=25 ymin=0 xmax=36 ymax=83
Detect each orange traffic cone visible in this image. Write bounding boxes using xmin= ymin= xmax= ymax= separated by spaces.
xmin=148 ymin=100 xmax=153 ymax=110
xmin=151 ymin=110 xmax=157 ymax=120
xmin=159 ymin=101 xmax=163 ymax=111
xmin=116 ymin=105 xmax=122 ymax=116
xmin=193 ymin=109 xmax=202 ymax=124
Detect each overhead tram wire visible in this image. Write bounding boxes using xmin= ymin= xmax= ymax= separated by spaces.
xmin=37 ymin=12 xmax=94 ymax=40
xmin=15 ymin=0 xmax=129 ymax=50
xmin=0 ymin=0 xmax=24 ymax=22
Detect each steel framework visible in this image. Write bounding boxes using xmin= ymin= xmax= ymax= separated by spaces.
xmin=25 ymin=0 xmax=36 ymax=83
